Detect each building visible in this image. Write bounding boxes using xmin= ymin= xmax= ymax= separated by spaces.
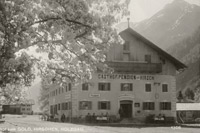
xmin=2 ymin=104 xmax=33 ymax=115
xmin=20 ymin=104 xmax=33 ymax=115
xmin=177 ymin=103 xmax=200 ymax=123
xmin=48 ymin=27 xmax=186 ymax=122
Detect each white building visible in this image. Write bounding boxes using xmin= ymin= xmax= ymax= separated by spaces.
xmin=48 ymin=27 xmax=186 ymax=122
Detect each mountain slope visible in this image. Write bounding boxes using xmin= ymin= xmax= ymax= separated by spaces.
xmin=133 ymin=0 xmax=200 ymax=49
xmin=168 ymin=26 xmax=200 ymax=101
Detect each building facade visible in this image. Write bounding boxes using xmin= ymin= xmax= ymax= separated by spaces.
xmin=20 ymin=104 xmax=33 ymax=115
xmin=2 ymin=104 xmax=33 ymax=115
xmin=48 ymin=28 xmax=186 ymax=122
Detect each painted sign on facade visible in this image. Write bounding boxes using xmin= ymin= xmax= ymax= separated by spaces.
xmin=98 ymin=74 xmax=154 ymax=80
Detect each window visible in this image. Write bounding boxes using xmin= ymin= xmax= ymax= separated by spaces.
xmin=58 ymin=104 xmax=60 ymax=110
xmin=123 ymin=41 xmax=130 ymax=51
xmin=145 ymin=55 xmax=151 ymax=63
xmin=162 ymin=84 xmax=168 ymax=92
xmin=145 ymin=84 xmax=151 ymax=92
xmin=143 ymin=102 xmax=155 ymax=110
xmin=98 ymin=101 xmax=110 ymax=110
xmin=59 ymin=88 xmax=60 ymax=94
xmin=121 ymin=83 xmax=132 ymax=91
xmin=98 ymin=83 xmax=110 ymax=91
xmin=160 ymin=102 xmax=171 ymax=110
xmin=82 ymin=83 xmax=89 ymax=91
xmin=62 ymin=87 xmax=64 ymax=93
xmin=22 ymin=108 xmax=25 ymax=111
xmin=123 ymin=53 xmax=130 ymax=61
xmin=79 ymin=101 xmax=92 ymax=110
xmin=56 ymin=89 xmax=57 ymax=95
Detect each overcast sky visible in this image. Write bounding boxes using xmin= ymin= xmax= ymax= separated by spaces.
xmin=128 ymin=0 xmax=200 ymax=22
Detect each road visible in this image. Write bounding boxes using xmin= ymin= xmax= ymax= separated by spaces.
xmin=0 ymin=115 xmax=199 ymax=133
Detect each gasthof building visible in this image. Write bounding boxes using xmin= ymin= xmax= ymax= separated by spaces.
xmin=48 ymin=27 xmax=186 ymax=122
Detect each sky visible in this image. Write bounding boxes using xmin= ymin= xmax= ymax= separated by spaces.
xmin=128 ymin=0 xmax=200 ymax=22
xmin=30 ymin=0 xmax=200 ymax=112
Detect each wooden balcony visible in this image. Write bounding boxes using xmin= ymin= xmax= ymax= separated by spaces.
xmin=106 ymin=61 xmax=162 ymax=73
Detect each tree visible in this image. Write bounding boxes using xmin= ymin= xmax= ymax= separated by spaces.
xmin=38 ymin=77 xmax=50 ymax=114
xmin=0 ymin=0 xmax=130 ymax=103
xmin=185 ymin=88 xmax=195 ymax=100
xmin=177 ymin=91 xmax=183 ymax=102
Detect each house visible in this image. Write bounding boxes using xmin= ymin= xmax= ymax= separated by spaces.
xmin=1 ymin=104 xmax=33 ymax=115
xmin=48 ymin=27 xmax=186 ymax=122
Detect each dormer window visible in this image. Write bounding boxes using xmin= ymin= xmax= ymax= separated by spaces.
xmin=123 ymin=41 xmax=130 ymax=51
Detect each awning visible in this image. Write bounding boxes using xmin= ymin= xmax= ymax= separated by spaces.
xmin=176 ymin=103 xmax=200 ymax=111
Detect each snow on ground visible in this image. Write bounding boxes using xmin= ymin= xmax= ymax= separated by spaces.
xmin=0 ymin=115 xmax=199 ymax=133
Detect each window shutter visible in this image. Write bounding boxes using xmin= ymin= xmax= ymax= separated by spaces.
xmin=65 ymin=85 xmax=68 ymax=92
xmin=130 ymin=83 xmax=133 ymax=91
xmin=89 ymin=101 xmax=92 ymax=110
xmin=69 ymin=83 xmax=71 ymax=91
xmin=98 ymin=83 xmax=100 ymax=91
xmin=98 ymin=102 xmax=101 ymax=110
xmin=82 ymin=84 xmax=84 ymax=90
xmin=108 ymin=102 xmax=110 ymax=110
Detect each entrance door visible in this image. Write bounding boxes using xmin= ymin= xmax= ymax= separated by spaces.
xmin=120 ymin=100 xmax=132 ymax=118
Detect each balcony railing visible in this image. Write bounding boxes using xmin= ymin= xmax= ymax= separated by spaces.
xmin=106 ymin=61 xmax=162 ymax=73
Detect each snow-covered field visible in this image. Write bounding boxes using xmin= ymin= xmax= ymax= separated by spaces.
xmin=0 ymin=115 xmax=199 ymax=133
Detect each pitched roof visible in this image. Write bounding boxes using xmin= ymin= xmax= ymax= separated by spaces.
xmin=119 ymin=28 xmax=187 ymax=70
xmin=176 ymin=103 xmax=200 ymax=111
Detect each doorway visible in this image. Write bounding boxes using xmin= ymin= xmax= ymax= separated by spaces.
xmin=120 ymin=100 xmax=132 ymax=118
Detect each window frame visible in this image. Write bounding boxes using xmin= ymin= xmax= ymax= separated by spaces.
xmin=98 ymin=101 xmax=111 ymax=110
xmin=162 ymin=84 xmax=168 ymax=92
xmin=121 ymin=83 xmax=133 ymax=91
xmin=98 ymin=83 xmax=111 ymax=91
xmin=143 ymin=102 xmax=155 ymax=110
xmin=79 ymin=101 xmax=92 ymax=110
xmin=82 ymin=83 xmax=89 ymax=91
xmin=160 ymin=102 xmax=171 ymax=110
xmin=145 ymin=83 xmax=151 ymax=92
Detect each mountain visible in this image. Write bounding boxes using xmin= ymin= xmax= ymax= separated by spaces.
xmin=168 ymin=25 xmax=200 ymax=99
xmin=133 ymin=0 xmax=200 ymax=49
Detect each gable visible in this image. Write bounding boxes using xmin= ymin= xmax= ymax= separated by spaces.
xmin=119 ymin=28 xmax=187 ymax=71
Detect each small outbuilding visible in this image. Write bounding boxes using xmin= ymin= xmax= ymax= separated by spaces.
xmin=176 ymin=103 xmax=200 ymax=123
